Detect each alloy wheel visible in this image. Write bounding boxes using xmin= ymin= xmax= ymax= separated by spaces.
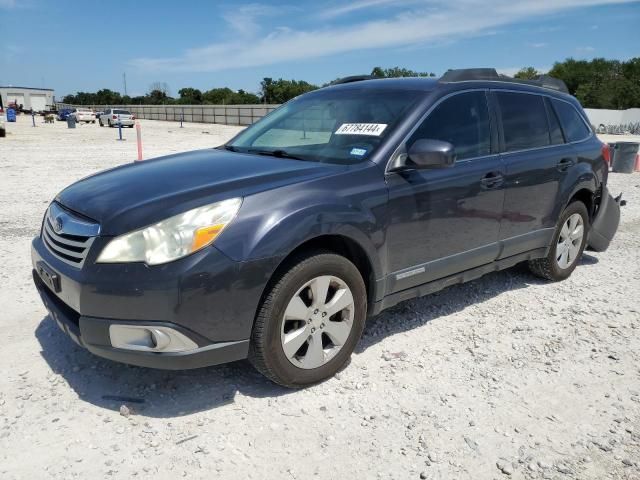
xmin=555 ymin=213 xmax=584 ymax=269
xmin=280 ymin=275 xmax=355 ymax=369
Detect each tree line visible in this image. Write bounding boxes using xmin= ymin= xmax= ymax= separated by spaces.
xmin=515 ymin=58 xmax=639 ymax=109
xmin=62 ymin=58 xmax=638 ymax=109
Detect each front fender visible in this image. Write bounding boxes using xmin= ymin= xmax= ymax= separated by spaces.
xmin=215 ymin=165 xmax=388 ymax=280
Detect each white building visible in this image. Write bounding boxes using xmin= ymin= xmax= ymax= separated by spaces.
xmin=0 ymin=86 xmax=55 ymax=112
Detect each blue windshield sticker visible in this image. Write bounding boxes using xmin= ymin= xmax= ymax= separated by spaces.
xmin=350 ymin=147 xmax=367 ymax=157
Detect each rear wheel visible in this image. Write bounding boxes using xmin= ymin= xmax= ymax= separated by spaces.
xmin=0 ymin=128 xmax=5 ymax=138
xmin=249 ymin=252 xmax=367 ymax=388
xmin=528 ymin=201 xmax=589 ymax=281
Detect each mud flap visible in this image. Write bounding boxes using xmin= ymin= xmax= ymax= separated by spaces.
xmin=587 ymin=187 xmax=621 ymax=252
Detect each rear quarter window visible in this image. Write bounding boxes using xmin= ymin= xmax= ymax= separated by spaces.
xmin=551 ymin=99 xmax=591 ymax=143
xmin=544 ymin=98 xmax=565 ymax=145
xmin=496 ymin=92 xmax=550 ymax=152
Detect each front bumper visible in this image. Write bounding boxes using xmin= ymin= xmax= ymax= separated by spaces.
xmin=34 ymin=272 xmax=249 ymax=369
xmin=587 ymin=187 xmax=622 ymax=252
xmin=30 ymin=234 xmax=274 ymax=369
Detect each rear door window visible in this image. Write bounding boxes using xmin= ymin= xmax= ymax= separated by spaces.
xmin=408 ymin=91 xmax=491 ymax=161
xmin=496 ymin=92 xmax=550 ymax=152
xmin=551 ymin=99 xmax=591 ymax=143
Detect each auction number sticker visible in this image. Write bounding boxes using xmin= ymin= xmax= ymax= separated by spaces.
xmin=335 ymin=123 xmax=387 ymax=136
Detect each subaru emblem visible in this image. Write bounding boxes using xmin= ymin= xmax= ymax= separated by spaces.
xmin=54 ymin=215 xmax=64 ymax=233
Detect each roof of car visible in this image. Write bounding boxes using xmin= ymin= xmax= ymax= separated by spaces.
xmin=325 ymin=77 xmax=440 ymax=92
xmin=324 ymin=69 xmax=573 ymax=99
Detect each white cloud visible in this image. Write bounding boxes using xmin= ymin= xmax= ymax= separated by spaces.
xmin=527 ymin=42 xmax=548 ymax=48
xmin=130 ymin=0 xmax=634 ymax=73
xmin=222 ymin=3 xmax=279 ymax=37
xmin=318 ymin=0 xmax=421 ymax=19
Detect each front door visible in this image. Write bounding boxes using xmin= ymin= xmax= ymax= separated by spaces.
xmin=385 ymin=90 xmax=505 ymax=294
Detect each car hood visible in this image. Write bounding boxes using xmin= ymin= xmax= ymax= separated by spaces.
xmin=56 ymin=149 xmax=340 ymax=236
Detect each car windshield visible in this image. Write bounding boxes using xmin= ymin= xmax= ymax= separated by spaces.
xmin=227 ymin=88 xmax=424 ymax=164
xmin=114 ymin=110 xmax=131 ymax=115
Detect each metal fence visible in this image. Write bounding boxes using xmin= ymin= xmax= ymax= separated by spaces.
xmin=55 ymin=103 xmax=280 ymax=126
xmin=594 ymin=122 xmax=640 ymax=136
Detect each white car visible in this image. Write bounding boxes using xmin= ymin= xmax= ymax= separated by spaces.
xmin=99 ymin=108 xmax=135 ymax=128
xmin=71 ymin=108 xmax=96 ymax=123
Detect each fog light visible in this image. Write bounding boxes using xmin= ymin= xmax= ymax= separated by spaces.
xmin=109 ymin=325 xmax=198 ymax=352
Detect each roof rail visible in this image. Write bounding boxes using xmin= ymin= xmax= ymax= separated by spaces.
xmin=530 ymin=75 xmax=569 ymax=93
xmin=330 ymin=75 xmax=374 ymax=85
xmin=439 ymin=68 xmax=569 ymax=94
xmin=440 ymin=68 xmax=501 ymax=82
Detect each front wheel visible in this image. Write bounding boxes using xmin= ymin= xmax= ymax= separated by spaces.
xmin=528 ymin=201 xmax=589 ymax=281
xmin=249 ymin=252 xmax=367 ymax=388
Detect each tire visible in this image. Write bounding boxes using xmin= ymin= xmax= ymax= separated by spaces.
xmin=249 ymin=251 xmax=367 ymax=388
xmin=92 ymin=120 xmax=95 ymax=124
xmin=528 ymin=201 xmax=589 ymax=281
xmin=108 ymin=119 xmax=112 ymax=127
xmin=0 ymin=128 xmax=5 ymax=138
xmin=99 ymin=120 xmax=103 ymax=127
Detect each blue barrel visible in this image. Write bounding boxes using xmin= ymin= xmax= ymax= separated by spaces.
xmin=6 ymin=108 xmax=16 ymax=122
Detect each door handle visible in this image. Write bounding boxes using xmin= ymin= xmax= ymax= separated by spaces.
xmin=557 ymin=157 xmax=576 ymax=172
xmin=480 ymin=171 xmax=504 ymax=189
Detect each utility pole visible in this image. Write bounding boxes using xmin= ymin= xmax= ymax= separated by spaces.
xmin=123 ymin=72 xmax=128 ymax=97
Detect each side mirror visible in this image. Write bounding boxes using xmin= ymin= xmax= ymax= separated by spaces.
xmin=391 ymin=139 xmax=456 ymax=171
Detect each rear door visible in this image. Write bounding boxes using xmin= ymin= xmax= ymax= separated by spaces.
xmin=494 ymin=90 xmax=572 ymax=258
xmin=385 ymin=90 xmax=505 ymax=293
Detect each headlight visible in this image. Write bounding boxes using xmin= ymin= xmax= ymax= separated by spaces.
xmin=97 ymin=198 xmax=242 ymax=265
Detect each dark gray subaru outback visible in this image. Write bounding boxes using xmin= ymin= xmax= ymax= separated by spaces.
xmin=32 ymin=69 xmax=621 ymax=387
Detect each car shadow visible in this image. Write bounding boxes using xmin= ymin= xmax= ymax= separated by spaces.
xmin=580 ymin=252 xmax=599 ymax=265
xmin=356 ymin=260 xmax=596 ymax=353
xmin=35 ymin=318 xmax=291 ymax=418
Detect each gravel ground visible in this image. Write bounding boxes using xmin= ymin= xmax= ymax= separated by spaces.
xmin=1 ymin=115 xmax=639 ymax=480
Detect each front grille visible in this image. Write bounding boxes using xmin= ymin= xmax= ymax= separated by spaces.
xmin=41 ymin=203 xmax=99 ymax=268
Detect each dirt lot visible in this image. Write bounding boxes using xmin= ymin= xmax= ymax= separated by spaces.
xmin=1 ymin=115 xmax=639 ymax=480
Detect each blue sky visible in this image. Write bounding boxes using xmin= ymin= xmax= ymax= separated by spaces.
xmin=0 ymin=0 xmax=638 ymax=99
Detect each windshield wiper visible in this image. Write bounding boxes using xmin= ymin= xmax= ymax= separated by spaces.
xmin=247 ymin=149 xmax=306 ymax=161
xmin=222 ymin=145 xmax=239 ymax=152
